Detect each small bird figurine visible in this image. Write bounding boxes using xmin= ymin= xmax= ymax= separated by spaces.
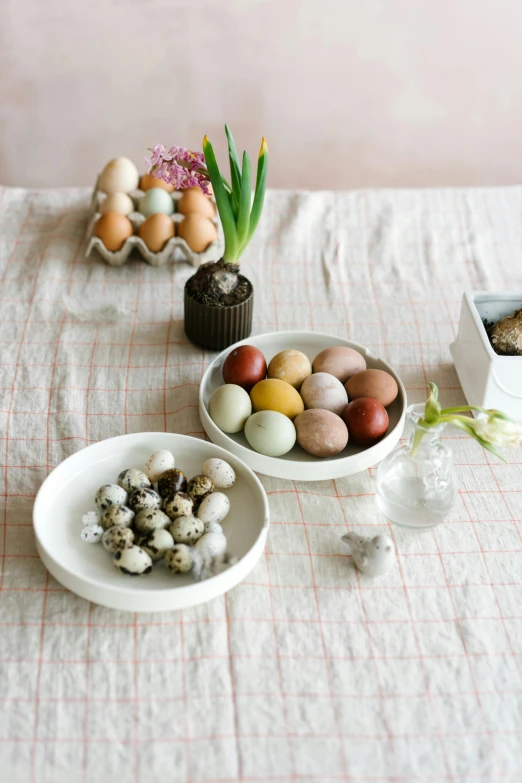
xmin=341 ymin=532 xmax=396 ymax=577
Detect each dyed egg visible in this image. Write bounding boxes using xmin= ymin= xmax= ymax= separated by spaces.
xmin=294 ymin=409 xmax=349 ymax=457
xmin=145 ymin=450 xmax=175 ymax=482
xmin=223 ymin=345 xmax=267 ymax=391
xmin=312 ymin=346 xmax=366 ymax=383
xmin=342 ymin=397 xmax=389 ymax=447
xmin=250 ymin=379 xmax=304 ymax=420
xmin=209 ymin=384 xmax=252 ymax=433
xmin=267 ymin=350 xmax=312 ymax=390
xmin=201 ymin=458 xmax=236 ymax=489
xmin=346 ymin=369 xmax=398 ymax=407
xmin=138 ymin=213 xmax=175 ymax=251
xmin=300 ymin=372 xmax=348 ymax=416
xmin=197 ymin=492 xmax=230 ymax=525
xmin=178 ymin=215 xmax=217 ymax=252
xmin=139 ymin=173 xmax=175 ymax=192
xmin=178 ymin=189 xmax=215 ymax=219
xmin=99 ymin=192 xmax=134 ymax=216
xmin=244 ymin=411 xmax=296 ymax=456
xmin=98 ymin=157 xmax=139 ymax=194
xmin=139 ymin=188 xmax=174 ymax=217
xmin=93 ymin=212 xmax=133 ymax=251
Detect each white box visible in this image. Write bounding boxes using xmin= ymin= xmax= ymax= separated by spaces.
xmin=450 ymin=291 xmax=522 ymax=421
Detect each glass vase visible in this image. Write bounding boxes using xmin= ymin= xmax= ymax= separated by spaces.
xmin=375 ymin=403 xmax=458 ymax=529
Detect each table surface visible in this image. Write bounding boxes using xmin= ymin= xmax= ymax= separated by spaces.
xmin=1 ymin=185 xmax=521 ymax=783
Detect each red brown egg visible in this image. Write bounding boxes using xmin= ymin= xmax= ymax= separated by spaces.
xmin=345 ymin=369 xmax=399 ymax=407
xmin=222 ymin=345 xmax=267 ymax=392
xmin=342 ymin=397 xmax=389 ymax=447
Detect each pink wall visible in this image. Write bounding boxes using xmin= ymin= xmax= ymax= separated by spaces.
xmin=1 ymin=0 xmax=521 ymax=189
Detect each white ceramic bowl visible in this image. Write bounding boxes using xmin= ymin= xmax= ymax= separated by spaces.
xmin=199 ymin=331 xmax=407 ymax=480
xmin=33 ymin=433 xmax=269 ymax=612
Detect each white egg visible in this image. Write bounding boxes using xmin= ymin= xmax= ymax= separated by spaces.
xmin=204 ymin=521 xmax=223 ymax=535
xmin=95 ymin=484 xmax=128 ymax=513
xmin=82 ymin=511 xmax=101 ymax=527
xmin=194 ymin=532 xmax=227 ymax=559
xmin=165 ymin=544 xmax=194 ymax=574
xmin=99 ymin=192 xmax=135 ymax=216
xmin=98 ymin=157 xmax=139 ymax=194
xmin=208 ymin=384 xmax=252 ymax=433
xmin=145 ymin=450 xmax=175 ymax=482
xmin=137 ymin=528 xmax=174 ymax=561
xmin=201 ymin=458 xmax=236 ymax=489
xmin=197 ymin=492 xmax=230 ymax=525
xmin=169 ymin=515 xmax=205 ymax=545
xmin=244 ymin=410 xmax=297 ymax=456
xmin=113 ymin=545 xmax=152 ymax=575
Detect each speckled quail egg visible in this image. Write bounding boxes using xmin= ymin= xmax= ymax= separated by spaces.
xmin=128 ymin=488 xmax=161 ymax=514
xmin=102 ymin=526 xmax=135 ymax=553
xmin=194 ymin=532 xmax=227 ymax=560
xmin=113 ymin=545 xmax=153 ymax=576
xmin=82 ymin=510 xmax=101 ymax=526
xmin=201 ymin=458 xmax=236 ymax=489
xmin=134 ymin=508 xmax=170 ymax=533
xmin=81 ymin=525 xmax=104 ymax=544
xmin=158 ymin=468 xmax=187 ymax=498
xmin=118 ymin=468 xmax=151 ymax=493
xmin=137 ymin=528 xmax=174 ymax=561
xmin=145 ymin=450 xmax=175 ymax=482
xmin=169 ymin=515 xmax=205 ymax=545
xmin=101 ymin=505 xmax=135 ymax=530
xmin=95 ymin=484 xmax=128 ymax=513
xmin=187 ymin=475 xmax=214 ymax=508
xmin=162 ymin=491 xmax=194 ymax=521
xmin=204 ymin=521 xmax=224 ymax=535
xmin=197 ymin=492 xmax=230 ymax=525
xmin=164 ymin=544 xmax=194 ymax=574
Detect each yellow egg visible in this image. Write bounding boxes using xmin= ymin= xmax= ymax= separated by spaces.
xmin=98 ymin=158 xmax=139 ymax=194
xmin=268 ymin=350 xmax=312 ymax=390
xmin=99 ymin=192 xmax=135 ymax=216
xmin=178 ymin=189 xmax=215 ymax=219
xmin=178 ymin=215 xmax=218 ymax=252
xmin=140 ymin=173 xmax=175 ymax=192
xmin=138 ymin=214 xmax=175 ymax=252
xmin=250 ymin=379 xmax=305 ymax=420
xmin=94 ymin=212 xmax=133 ymax=251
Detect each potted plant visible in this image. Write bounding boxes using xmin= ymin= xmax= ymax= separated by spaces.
xmin=146 ymin=126 xmax=268 ymax=350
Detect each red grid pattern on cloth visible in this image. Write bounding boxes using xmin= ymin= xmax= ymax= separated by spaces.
xmin=0 ymin=185 xmax=521 ymax=783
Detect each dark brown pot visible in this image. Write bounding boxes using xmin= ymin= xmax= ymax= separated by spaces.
xmin=184 ymin=279 xmax=254 ymax=351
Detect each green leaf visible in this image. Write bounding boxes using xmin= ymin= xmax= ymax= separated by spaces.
xmin=203 ymin=135 xmax=239 ymax=263
xmin=225 ymin=125 xmax=242 ymax=207
xmin=450 ymin=418 xmax=506 ymax=461
xmin=242 ymin=137 xmax=268 ymax=252
xmin=236 ymin=151 xmax=252 ymax=250
xmin=424 ymin=381 xmax=441 ymax=425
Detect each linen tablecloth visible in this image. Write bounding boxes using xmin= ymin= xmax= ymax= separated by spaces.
xmin=0 ymin=184 xmax=521 ymax=783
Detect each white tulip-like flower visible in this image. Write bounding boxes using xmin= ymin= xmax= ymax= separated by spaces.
xmin=473 ymin=414 xmax=522 ymax=448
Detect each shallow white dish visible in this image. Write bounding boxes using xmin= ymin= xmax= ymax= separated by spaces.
xmin=199 ymin=331 xmax=407 ymax=480
xmin=33 ymin=433 xmax=269 ymax=612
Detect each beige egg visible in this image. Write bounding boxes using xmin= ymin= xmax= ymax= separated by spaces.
xmin=99 ymin=192 xmax=135 ymax=216
xmin=294 ymin=409 xmax=349 ymax=457
xmin=94 ymin=212 xmax=133 ymax=251
xmin=312 ymin=346 xmax=366 ymax=383
xmin=138 ymin=213 xmax=175 ymax=251
xmin=345 ymin=369 xmax=399 ymax=407
xmin=178 ymin=189 xmax=215 ymax=219
xmin=268 ymin=350 xmax=312 ymax=390
xmin=98 ymin=157 xmax=139 ymax=194
xmin=300 ymin=372 xmax=348 ymax=416
xmin=140 ymin=173 xmax=175 ymax=192
xmin=178 ymin=215 xmax=218 ymax=252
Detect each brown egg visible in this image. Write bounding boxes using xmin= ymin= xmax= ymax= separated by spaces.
xmin=250 ymin=378 xmax=304 ymax=420
xmin=268 ymin=350 xmax=312 ymax=390
xmin=345 ymin=369 xmax=399 ymax=407
xmin=178 ymin=189 xmax=215 ymax=219
xmin=140 ymin=173 xmax=175 ymax=192
xmin=312 ymin=346 xmax=366 ymax=384
xmin=294 ymin=409 xmax=348 ymax=457
xmin=300 ymin=372 xmax=348 ymax=416
xmin=93 ymin=212 xmax=133 ymax=251
xmin=223 ymin=345 xmax=267 ymax=392
xmin=138 ymin=213 xmax=175 ymax=252
xmin=178 ymin=215 xmax=218 ymax=252
xmin=342 ymin=397 xmax=389 ymax=447
xmin=187 ymin=184 xmax=214 ymax=198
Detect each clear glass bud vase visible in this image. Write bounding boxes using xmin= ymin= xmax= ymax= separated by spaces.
xmin=375 ymin=403 xmax=458 ymax=529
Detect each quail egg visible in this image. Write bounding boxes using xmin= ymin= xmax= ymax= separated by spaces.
xmin=80 ymin=525 xmax=104 ymax=544
xmin=165 ymin=544 xmax=194 ymax=574
xmin=102 ymin=526 xmax=135 ymax=554
xmin=194 ymin=532 xmax=227 ymax=560
xmin=158 ymin=468 xmax=187 ymax=498
xmin=82 ymin=511 xmax=100 ymax=527
xmin=134 ymin=508 xmax=170 ymax=533
xmin=118 ymin=468 xmax=151 ymax=493
xmin=128 ymin=488 xmax=161 ymax=514
xmin=95 ymin=484 xmax=128 ymax=513
xmin=169 ymin=515 xmax=205 ymax=545
xmin=204 ymin=521 xmax=224 ymax=535
xmin=101 ymin=505 xmax=135 ymax=530
xmin=197 ymin=492 xmax=230 ymax=525
xmin=187 ymin=475 xmax=214 ymax=507
xmin=113 ymin=545 xmax=153 ymax=576
xmin=145 ymin=450 xmax=175 ymax=482
xmin=201 ymin=458 xmax=236 ymax=489
xmin=137 ymin=528 xmax=174 ymax=561
xmin=162 ymin=491 xmax=194 ymax=521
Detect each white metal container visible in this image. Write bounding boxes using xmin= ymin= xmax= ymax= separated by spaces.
xmin=450 ymin=292 xmax=522 ymax=421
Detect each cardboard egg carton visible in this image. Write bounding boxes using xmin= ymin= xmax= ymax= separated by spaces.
xmin=85 ymin=178 xmax=224 ymax=267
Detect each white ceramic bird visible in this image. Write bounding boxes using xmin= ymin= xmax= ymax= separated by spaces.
xmin=341 ymin=532 xmax=396 ymax=577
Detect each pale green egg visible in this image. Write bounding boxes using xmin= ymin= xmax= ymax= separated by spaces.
xmin=139 ymin=188 xmax=174 ymax=217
